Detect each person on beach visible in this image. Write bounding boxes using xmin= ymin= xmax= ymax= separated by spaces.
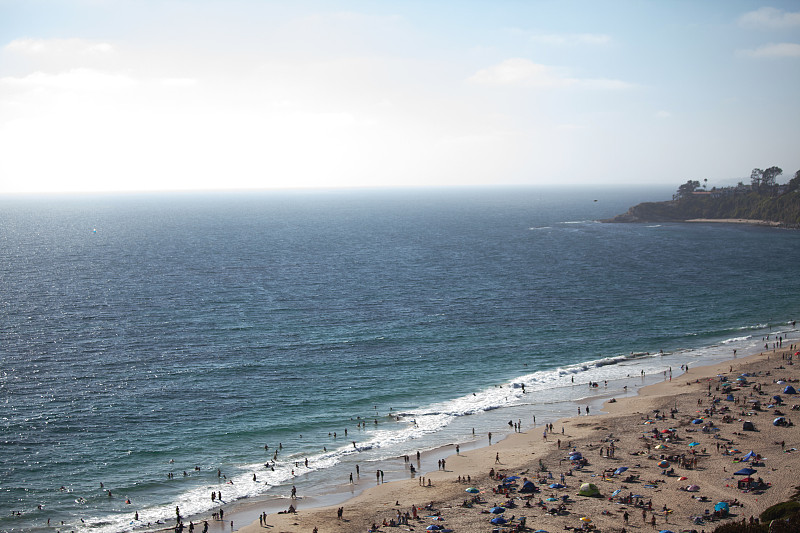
xmin=488 ymin=432 xmax=492 ymax=444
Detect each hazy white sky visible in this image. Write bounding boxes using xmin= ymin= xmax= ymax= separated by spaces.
xmin=1 ymin=1 xmax=799 ymax=193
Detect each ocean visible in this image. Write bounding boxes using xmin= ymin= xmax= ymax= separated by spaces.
xmin=2 ymin=187 xmax=799 ymax=533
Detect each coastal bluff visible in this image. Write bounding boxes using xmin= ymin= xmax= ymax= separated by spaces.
xmin=601 ymin=187 xmax=800 ymax=228
xmin=601 ymin=200 xmax=688 ymax=223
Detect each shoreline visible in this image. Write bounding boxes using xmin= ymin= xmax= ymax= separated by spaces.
xmin=684 ymin=218 xmax=783 ymax=227
xmin=229 ymin=340 xmax=800 ymax=533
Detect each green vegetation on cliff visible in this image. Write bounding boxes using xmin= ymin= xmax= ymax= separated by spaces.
xmin=605 ymin=168 xmax=800 ymax=227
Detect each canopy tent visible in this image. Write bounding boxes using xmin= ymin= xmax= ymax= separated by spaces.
xmin=578 ymin=483 xmax=600 ymax=497
xmin=734 ymin=467 xmax=757 ymax=476
xmin=738 ymin=477 xmax=759 ymax=489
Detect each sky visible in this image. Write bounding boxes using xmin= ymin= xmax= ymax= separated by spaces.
xmin=1 ymin=0 xmax=799 ymax=194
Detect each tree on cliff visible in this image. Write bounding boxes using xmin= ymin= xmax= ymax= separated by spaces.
xmin=750 ymin=168 xmax=763 ymax=189
xmin=677 ymin=180 xmax=700 ymax=197
xmin=788 ymin=170 xmax=800 ymax=193
xmin=762 ymin=166 xmax=783 ymax=188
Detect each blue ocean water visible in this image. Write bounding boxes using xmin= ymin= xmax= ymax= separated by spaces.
xmin=2 ymin=187 xmax=799 ymax=532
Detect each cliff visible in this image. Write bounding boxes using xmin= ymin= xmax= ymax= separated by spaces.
xmin=603 ymin=191 xmax=800 ymax=227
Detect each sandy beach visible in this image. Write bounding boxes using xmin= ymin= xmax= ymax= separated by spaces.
xmin=226 ymin=343 xmax=800 ymax=533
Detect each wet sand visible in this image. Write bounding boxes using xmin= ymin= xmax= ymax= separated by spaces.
xmin=232 ymin=343 xmax=800 ymax=533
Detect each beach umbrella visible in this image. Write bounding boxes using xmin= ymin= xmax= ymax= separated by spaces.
xmin=505 ymin=475 xmax=520 ymax=481
xmin=658 ymin=530 xmax=675 ymax=533
xmin=734 ymin=467 xmax=757 ymax=476
xmin=692 ymin=419 xmax=703 ymax=424
xmin=465 ymin=487 xmax=480 ymax=493
xmin=715 ymin=502 xmax=730 ymax=512
xmin=611 ymin=488 xmax=622 ymax=497
xmin=580 ymin=517 xmax=591 ymax=523
xmin=549 ymin=483 xmax=564 ymax=489
xmin=686 ymin=485 xmax=700 ymax=492
xmin=688 ymin=442 xmax=700 ymax=447
xmin=545 ymin=497 xmax=558 ymax=502
xmin=773 ymin=417 xmax=787 ymax=426
xmin=678 ymin=476 xmax=688 ymax=481
xmin=658 ymin=460 xmax=669 ymax=468
xmin=614 ymin=467 xmax=628 ymax=475
xmin=654 ymin=444 xmax=667 ymax=450
xmin=534 ymin=530 xmax=549 ymax=533
xmin=742 ymin=451 xmax=757 ymax=462
xmin=426 ymin=526 xmax=443 ymax=531
xmin=490 ymin=516 xmax=507 ymax=525
xmin=490 ymin=507 xmax=505 ymax=514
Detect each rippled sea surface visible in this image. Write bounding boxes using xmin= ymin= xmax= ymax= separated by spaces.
xmin=2 ymin=187 xmax=799 ymax=532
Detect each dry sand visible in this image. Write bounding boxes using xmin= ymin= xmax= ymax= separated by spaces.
xmin=230 ymin=346 xmax=800 ymax=533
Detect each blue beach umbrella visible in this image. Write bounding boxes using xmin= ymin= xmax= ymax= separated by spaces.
xmin=614 ymin=467 xmax=628 ymax=475
xmin=688 ymin=442 xmax=700 ymax=447
xmin=658 ymin=530 xmax=675 ymax=533
xmin=426 ymin=525 xmax=443 ymax=531
xmin=465 ymin=487 xmax=480 ymax=493
xmin=692 ymin=419 xmax=704 ymax=424
xmin=549 ymin=483 xmax=564 ymax=489
xmin=505 ymin=475 xmax=520 ymax=481
xmin=490 ymin=516 xmax=507 ymax=525
xmin=490 ymin=507 xmax=505 ymax=514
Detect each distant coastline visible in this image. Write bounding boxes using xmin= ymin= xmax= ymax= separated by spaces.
xmin=601 ymin=178 xmax=800 ymax=228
